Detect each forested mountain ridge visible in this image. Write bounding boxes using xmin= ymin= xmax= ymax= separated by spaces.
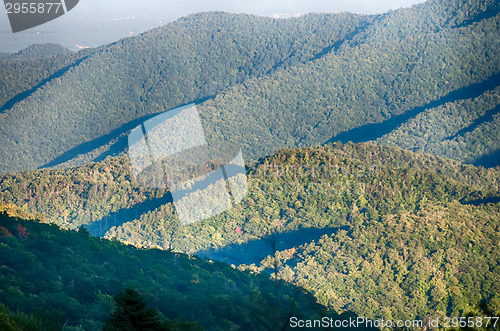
xmin=196 ymin=0 xmax=499 ymax=166
xmin=0 ymin=11 xmax=369 ymax=174
xmin=1 ymin=142 xmax=498 ymax=326
xmin=0 ymin=50 xmax=85 ymax=111
xmin=101 ymin=142 xmax=500 ymax=325
xmin=0 ymin=0 xmax=499 ymax=174
xmin=1 ymin=142 xmax=498 ymax=231
xmin=376 ymin=83 xmax=500 ymax=166
xmin=0 ymin=43 xmax=72 ymax=61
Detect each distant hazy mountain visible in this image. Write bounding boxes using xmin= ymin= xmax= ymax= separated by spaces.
xmin=0 ymin=43 xmax=72 ymax=60
xmin=0 ymin=0 xmax=498 ymax=175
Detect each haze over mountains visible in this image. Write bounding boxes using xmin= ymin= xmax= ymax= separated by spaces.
xmin=0 ymin=0 xmax=426 ymax=53
xmin=0 ymin=0 xmax=499 ymax=329
xmin=0 ymin=0 xmax=498 ymax=175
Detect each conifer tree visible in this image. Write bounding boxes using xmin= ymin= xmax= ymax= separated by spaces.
xmin=104 ymin=289 xmax=162 ymax=331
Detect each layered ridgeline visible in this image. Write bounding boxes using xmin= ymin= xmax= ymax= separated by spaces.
xmin=0 ymin=11 xmax=369 ymax=173
xmin=0 ymin=0 xmax=499 ymax=328
xmin=376 ymin=85 xmax=500 ymax=167
xmin=1 ymin=142 xmax=499 ymax=325
xmin=0 ymin=0 xmax=499 ymax=174
xmin=0 ymin=203 xmax=367 ymax=330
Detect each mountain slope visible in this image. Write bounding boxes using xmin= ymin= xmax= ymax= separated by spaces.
xmin=196 ymin=0 xmax=499 ymax=165
xmin=0 ymin=50 xmax=83 ymax=110
xmin=0 ymin=202 xmax=364 ymax=330
xmin=0 ymin=11 xmax=368 ymax=174
xmin=107 ymin=142 xmax=500 ymax=323
xmin=0 ymin=0 xmax=499 ymax=328
xmin=0 ymin=43 xmax=72 ymax=60
xmin=1 ymin=142 xmax=498 ymax=325
xmin=376 ymin=84 xmax=500 ymax=164
xmin=240 ymin=200 xmax=500 ymax=321
xmin=1 ymin=142 xmax=498 ymax=231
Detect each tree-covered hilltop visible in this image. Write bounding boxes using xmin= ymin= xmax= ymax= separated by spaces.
xmin=0 ymin=142 xmax=498 ymax=327
xmin=105 ymin=143 xmax=500 ymax=325
xmin=1 ymin=142 xmax=498 ymax=231
xmin=0 ymin=156 xmax=161 ymax=229
xmin=1 ymin=0 xmax=499 ymax=174
xmin=0 ymin=202 xmax=367 ymax=331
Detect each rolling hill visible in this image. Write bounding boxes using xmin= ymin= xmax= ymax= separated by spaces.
xmin=0 ymin=11 xmax=369 ymax=173
xmin=1 ymin=142 xmax=498 ymax=325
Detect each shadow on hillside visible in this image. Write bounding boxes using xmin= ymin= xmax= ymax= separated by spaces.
xmin=461 ymin=195 xmax=500 ymax=206
xmin=195 ymin=226 xmax=347 ymax=266
xmin=41 ymin=72 xmax=500 ymax=170
xmin=447 ymin=104 xmax=500 ymax=140
xmin=310 ymin=20 xmax=373 ymax=62
xmin=327 ymin=73 xmax=500 ymax=144
xmin=453 ymin=7 xmax=500 ymax=29
xmin=41 ymin=111 xmax=160 ymax=168
xmin=84 ymin=192 xmax=173 ymax=237
xmin=92 ymin=134 xmax=129 ymax=163
xmin=0 ymin=55 xmax=90 ymax=113
xmin=266 ymin=19 xmax=374 ymax=75
xmin=473 ymin=149 xmax=500 ymax=168
xmin=40 ymin=95 xmax=216 ymax=169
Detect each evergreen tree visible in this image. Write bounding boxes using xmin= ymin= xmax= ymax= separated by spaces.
xmin=104 ymin=289 xmax=163 ymax=331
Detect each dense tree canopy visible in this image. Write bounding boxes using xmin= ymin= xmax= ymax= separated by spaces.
xmin=0 ymin=0 xmax=498 ymax=329
xmin=1 ymin=142 xmax=498 ymax=327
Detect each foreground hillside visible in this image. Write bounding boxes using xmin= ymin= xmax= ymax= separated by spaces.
xmin=1 ymin=142 xmax=499 ymax=326
xmin=108 ymin=143 xmax=500 ymax=323
xmin=0 ymin=0 xmax=499 ymax=174
xmin=0 ymin=203 xmax=364 ymax=330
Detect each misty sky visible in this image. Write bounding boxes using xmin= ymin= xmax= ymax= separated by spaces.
xmin=0 ymin=0 xmax=426 ymax=53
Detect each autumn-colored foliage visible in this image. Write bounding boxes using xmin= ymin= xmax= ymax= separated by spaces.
xmin=16 ymin=224 xmax=29 ymax=239
xmin=0 ymin=226 xmax=12 ymax=237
